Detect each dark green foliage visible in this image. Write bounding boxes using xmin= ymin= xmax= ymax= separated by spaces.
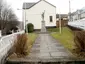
xmin=27 ymin=23 xmax=34 ymax=33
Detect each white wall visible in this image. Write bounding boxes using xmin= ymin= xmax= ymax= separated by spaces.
xmin=81 ymin=12 xmax=85 ymax=18
xmin=0 ymin=31 xmax=24 ymax=64
xmin=72 ymin=15 xmax=78 ymax=21
xmin=72 ymin=10 xmax=85 ymax=21
xmin=23 ymin=0 xmax=56 ymax=29
xmin=68 ymin=18 xmax=85 ymax=30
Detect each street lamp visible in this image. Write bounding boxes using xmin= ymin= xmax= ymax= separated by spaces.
xmin=17 ymin=9 xmax=24 ymax=31
xmin=59 ymin=14 xmax=62 ymax=34
xmin=58 ymin=8 xmax=62 ymax=34
xmin=69 ymin=0 xmax=71 ymax=22
xmin=17 ymin=2 xmax=28 ymax=33
xmin=24 ymin=2 xmax=28 ymax=33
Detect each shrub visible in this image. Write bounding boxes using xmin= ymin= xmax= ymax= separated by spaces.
xmin=27 ymin=23 xmax=34 ymax=33
xmin=74 ymin=31 xmax=85 ymax=52
xmin=14 ymin=33 xmax=31 ymax=57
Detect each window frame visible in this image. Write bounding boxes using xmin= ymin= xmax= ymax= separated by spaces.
xmin=49 ymin=16 xmax=53 ymax=22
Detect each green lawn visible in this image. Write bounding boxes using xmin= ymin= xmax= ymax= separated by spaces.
xmin=51 ymin=27 xmax=75 ymax=50
xmin=47 ymin=28 xmax=59 ymax=32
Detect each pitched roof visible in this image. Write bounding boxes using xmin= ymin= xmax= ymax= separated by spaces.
xmin=23 ymin=3 xmax=36 ymax=9
xmin=56 ymin=14 xmax=68 ymax=18
xmin=43 ymin=0 xmax=56 ymax=7
xmin=23 ymin=0 xmax=56 ymax=9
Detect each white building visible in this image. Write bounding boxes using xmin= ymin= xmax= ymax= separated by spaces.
xmin=71 ymin=7 xmax=85 ymax=21
xmin=23 ymin=0 xmax=56 ymax=29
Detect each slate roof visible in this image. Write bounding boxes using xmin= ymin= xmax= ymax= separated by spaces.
xmin=23 ymin=3 xmax=36 ymax=9
xmin=56 ymin=14 xmax=68 ymax=18
xmin=23 ymin=0 xmax=56 ymax=9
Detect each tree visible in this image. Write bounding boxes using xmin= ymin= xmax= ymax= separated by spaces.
xmin=27 ymin=23 xmax=34 ymax=33
xmin=0 ymin=0 xmax=19 ymax=35
xmin=0 ymin=0 xmax=2 ymax=18
xmin=1 ymin=7 xmax=18 ymax=21
xmin=1 ymin=21 xmax=19 ymax=35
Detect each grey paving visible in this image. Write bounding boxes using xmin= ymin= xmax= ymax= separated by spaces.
xmin=25 ymin=33 xmax=74 ymax=62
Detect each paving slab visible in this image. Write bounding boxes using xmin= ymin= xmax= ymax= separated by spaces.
xmin=50 ymin=52 xmax=70 ymax=57
xmin=25 ymin=33 xmax=74 ymax=62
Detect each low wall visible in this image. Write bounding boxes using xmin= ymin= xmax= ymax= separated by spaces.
xmin=0 ymin=31 xmax=24 ymax=64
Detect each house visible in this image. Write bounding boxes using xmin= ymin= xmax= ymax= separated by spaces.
xmin=56 ymin=14 xmax=68 ymax=27
xmin=23 ymin=0 xmax=56 ymax=30
xmin=71 ymin=7 xmax=85 ymax=21
xmin=56 ymin=14 xmax=68 ymax=20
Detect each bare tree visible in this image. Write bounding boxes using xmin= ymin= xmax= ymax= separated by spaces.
xmin=0 ymin=0 xmax=19 ymax=35
xmin=2 ymin=7 xmax=17 ymax=21
xmin=0 ymin=0 xmax=3 ymax=20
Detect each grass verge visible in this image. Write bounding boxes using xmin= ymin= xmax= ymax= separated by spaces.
xmin=28 ymin=33 xmax=38 ymax=45
xmin=51 ymin=27 xmax=75 ymax=51
xmin=47 ymin=28 xmax=59 ymax=32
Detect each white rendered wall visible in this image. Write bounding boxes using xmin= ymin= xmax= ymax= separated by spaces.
xmin=0 ymin=31 xmax=24 ymax=63
xmin=23 ymin=0 xmax=56 ymax=29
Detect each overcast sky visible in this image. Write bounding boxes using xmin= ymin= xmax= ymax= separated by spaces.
xmin=5 ymin=0 xmax=85 ymax=21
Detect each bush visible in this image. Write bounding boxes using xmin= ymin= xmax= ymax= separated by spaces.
xmin=74 ymin=31 xmax=85 ymax=52
xmin=27 ymin=23 xmax=34 ymax=33
xmin=14 ymin=33 xmax=31 ymax=57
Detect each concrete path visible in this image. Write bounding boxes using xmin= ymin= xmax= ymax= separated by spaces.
xmin=25 ymin=33 xmax=74 ymax=62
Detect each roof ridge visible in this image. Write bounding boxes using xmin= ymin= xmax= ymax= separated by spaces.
xmin=23 ymin=0 xmax=56 ymax=9
xmin=23 ymin=2 xmax=36 ymax=3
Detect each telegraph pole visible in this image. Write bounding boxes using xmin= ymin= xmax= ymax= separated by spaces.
xmin=59 ymin=14 xmax=61 ymax=34
xmin=25 ymin=2 xmax=28 ymax=33
xmin=69 ymin=0 xmax=71 ymax=22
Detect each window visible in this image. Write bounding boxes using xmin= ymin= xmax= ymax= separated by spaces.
xmin=49 ymin=16 xmax=53 ymax=22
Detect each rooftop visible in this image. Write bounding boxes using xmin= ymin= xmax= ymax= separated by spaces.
xmin=23 ymin=2 xmax=36 ymax=9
